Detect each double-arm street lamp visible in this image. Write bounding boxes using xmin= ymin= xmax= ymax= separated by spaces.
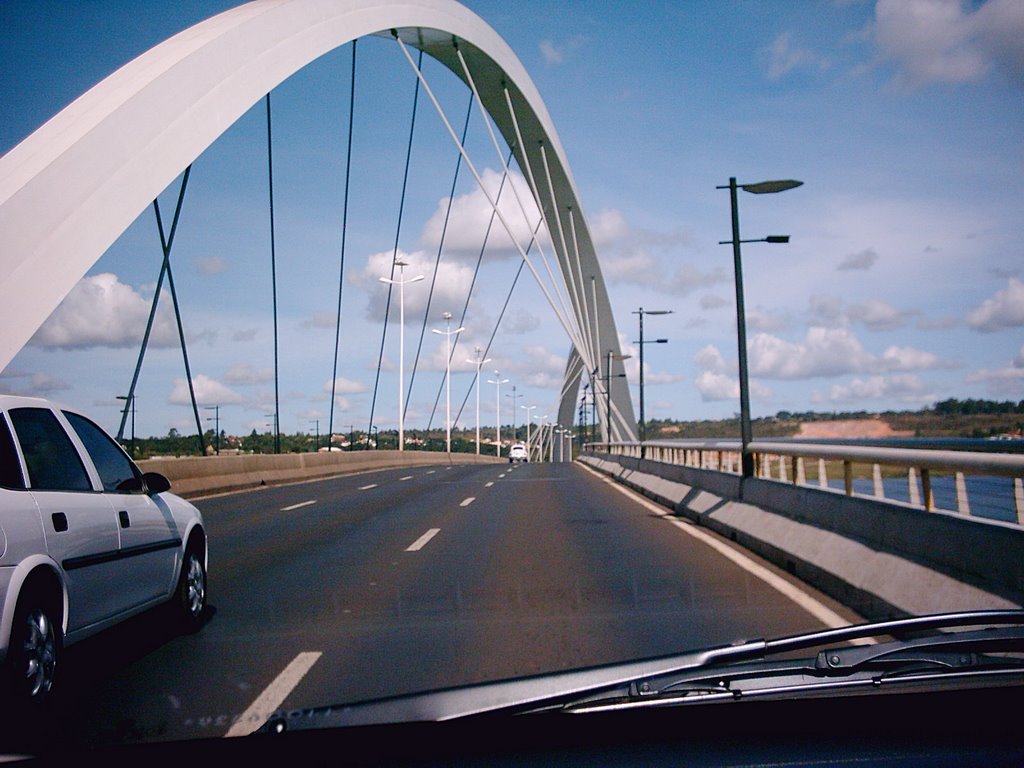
xmin=718 ymin=177 xmax=802 ymax=477
xmin=604 ymin=350 xmax=630 ymax=444
xmin=380 ymin=259 xmax=424 ymax=452
xmin=521 ymin=404 xmax=537 ymax=456
xmin=487 ymin=372 xmax=509 ymax=457
xmin=432 ymin=311 xmax=464 ymax=454
xmin=117 ymin=394 xmax=136 ymax=457
xmin=467 ymin=347 xmax=492 ymax=455
xmin=633 ymin=308 xmax=672 ymax=458
xmin=204 ymin=404 xmax=221 ymax=455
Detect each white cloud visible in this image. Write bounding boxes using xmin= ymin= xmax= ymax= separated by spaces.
xmin=878 ymin=345 xmax=952 ymax=371
xmin=746 ymin=307 xmax=790 ymax=333
xmin=825 ymin=374 xmax=935 ymax=404
xmin=746 ymin=327 xmax=950 ymax=380
xmin=418 ymin=169 xmax=544 ymax=257
xmin=539 ymin=40 xmax=563 ymax=65
xmin=837 ymin=248 xmax=879 ymax=271
xmin=356 ymin=249 xmax=475 ymax=324
xmin=195 ymin=256 xmax=227 ymax=275
xmin=303 ymin=312 xmax=337 ymax=330
xmin=806 ymin=295 xmax=915 ymax=331
xmin=966 ymin=276 xmax=1024 ymax=332
xmin=874 ymin=0 xmax=1024 ymax=88
xmin=749 ymin=327 xmax=875 ymax=379
xmin=763 ymin=31 xmax=829 ymax=80
xmin=168 ymin=375 xmax=245 ymax=406
xmin=695 ymin=370 xmax=740 ymax=402
xmin=693 ymin=345 xmax=770 ymax=402
xmin=847 ymin=299 xmax=915 ymax=331
xmin=223 ymin=364 xmax=274 ymax=386
xmin=30 ymin=273 xmax=178 ymax=350
xmin=964 ymin=344 xmax=1024 ymax=395
xmin=589 ymin=208 xmax=629 ymax=244
xmin=699 ymin=294 xmax=729 ymax=310
xmin=322 ymin=377 xmax=367 ymax=395
xmin=538 ymin=35 xmax=585 ymax=66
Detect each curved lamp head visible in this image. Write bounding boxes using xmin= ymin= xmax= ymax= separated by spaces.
xmin=741 ymin=179 xmax=803 ymax=194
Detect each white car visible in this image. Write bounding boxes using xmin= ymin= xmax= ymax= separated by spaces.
xmin=0 ymin=395 xmax=207 ymax=703
xmin=508 ymin=443 xmax=528 ymax=463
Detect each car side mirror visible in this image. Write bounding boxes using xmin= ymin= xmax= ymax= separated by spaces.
xmin=143 ymin=472 xmax=172 ymax=495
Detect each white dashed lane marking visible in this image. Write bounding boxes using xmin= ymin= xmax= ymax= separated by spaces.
xmin=280 ymin=500 xmax=316 ymax=511
xmin=406 ymin=528 xmax=441 ymax=552
xmin=359 ymin=484 xmax=377 ymax=490
xmin=224 ymin=652 xmax=322 ymax=738
xmin=460 ymin=497 xmax=475 ymax=507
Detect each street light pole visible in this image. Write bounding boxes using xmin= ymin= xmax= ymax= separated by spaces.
xmin=521 ymin=404 xmax=536 ymax=457
xmin=718 ymin=176 xmax=802 ymax=477
xmin=506 ymin=385 xmax=522 ymax=441
xmin=467 ymin=346 xmax=492 ymax=455
xmin=487 ymin=372 xmax=509 ymax=457
xmin=604 ymin=350 xmax=630 ymax=445
xmin=204 ymin=405 xmax=220 ymax=455
xmin=432 ymin=312 xmax=464 ymax=454
xmin=117 ymin=395 xmax=136 ymax=457
xmin=380 ymin=259 xmax=425 ymax=452
xmin=633 ymin=308 xmax=672 ymax=459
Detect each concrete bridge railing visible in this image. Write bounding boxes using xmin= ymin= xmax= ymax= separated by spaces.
xmin=140 ymin=450 xmax=502 ymax=498
xmin=580 ymin=447 xmax=1024 ymax=623
xmin=594 ymin=439 xmax=1024 ymax=525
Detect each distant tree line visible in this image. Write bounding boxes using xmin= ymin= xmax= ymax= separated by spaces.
xmin=931 ymin=398 xmax=1024 ymax=416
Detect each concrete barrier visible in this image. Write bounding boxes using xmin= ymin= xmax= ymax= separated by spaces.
xmin=581 ymin=452 xmax=1024 ymax=620
xmin=141 ymin=451 xmax=502 ymax=498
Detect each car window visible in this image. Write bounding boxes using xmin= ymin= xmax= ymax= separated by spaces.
xmin=63 ymin=411 xmax=141 ymax=493
xmin=0 ymin=415 xmax=26 ymax=490
xmin=8 ymin=407 xmax=92 ymax=492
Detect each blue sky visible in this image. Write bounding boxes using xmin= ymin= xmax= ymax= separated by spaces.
xmin=1 ymin=0 xmax=1022 ymax=441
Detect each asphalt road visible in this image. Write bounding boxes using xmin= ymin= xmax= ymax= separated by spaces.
xmin=23 ymin=460 xmax=861 ymax=751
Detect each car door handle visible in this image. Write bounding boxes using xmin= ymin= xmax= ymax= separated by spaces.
xmin=51 ymin=513 xmax=68 ymax=532
xmin=118 ymin=510 xmax=130 ymax=528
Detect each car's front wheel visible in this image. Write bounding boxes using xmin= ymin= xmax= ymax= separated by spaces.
xmin=173 ymin=544 xmax=207 ymax=632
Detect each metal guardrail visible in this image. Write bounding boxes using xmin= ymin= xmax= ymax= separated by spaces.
xmin=587 ymin=440 xmax=1024 ymax=526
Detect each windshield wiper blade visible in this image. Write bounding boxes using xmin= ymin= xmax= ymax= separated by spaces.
xmin=262 ymin=610 xmax=1024 ymax=731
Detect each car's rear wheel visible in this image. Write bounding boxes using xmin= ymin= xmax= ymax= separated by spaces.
xmin=7 ymin=595 xmax=61 ymax=703
xmin=173 ymin=544 xmax=206 ymax=632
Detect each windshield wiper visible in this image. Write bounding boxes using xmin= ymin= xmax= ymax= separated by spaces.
xmin=261 ymin=610 xmax=1024 ymax=732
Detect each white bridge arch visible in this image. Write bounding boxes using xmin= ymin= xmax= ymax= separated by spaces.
xmin=0 ymin=0 xmax=636 ymax=442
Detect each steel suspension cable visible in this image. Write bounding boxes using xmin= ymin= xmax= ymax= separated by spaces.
xmin=454 ymin=48 xmax=586 ymax=368
xmin=451 ymin=217 xmax=543 ymax=431
xmin=394 ymin=36 xmax=588 ymax=358
xmin=427 ymin=150 xmax=516 ymax=430
xmin=118 ymin=165 xmax=192 ymax=443
xmin=266 ymin=92 xmax=281 ymax=454
xmin=329 ymin=41 xmax=357 ymax=447
xmin=405 ymin=90 xmax=474 ymax=420
xmin=500 ymin=86 xmax=593 ymax=370
xmin=367 ymin=42 xmax=424 ymax=441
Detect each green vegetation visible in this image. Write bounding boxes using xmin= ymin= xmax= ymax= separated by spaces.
xmin=646 ymin=399 xmax=1024 ymax=441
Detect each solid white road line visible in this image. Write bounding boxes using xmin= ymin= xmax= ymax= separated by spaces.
xmin=406 ymin=528 xmax=441 ymax=552
xmin=359 ymin=484 xmax=378 ymax=490
xmin=579 ymin=464 xmax=873 ymax=643
xmin=224 ymin=651 xmax=322 ymax=738
xmin=280 ymin=500 xmax=316 ymax=511
xmin=460 ymin=497 xmax=476 ymax=507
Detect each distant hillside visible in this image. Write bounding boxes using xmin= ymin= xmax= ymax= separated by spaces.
xmin=647 ymin=399 xmax=1024 ymax=440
